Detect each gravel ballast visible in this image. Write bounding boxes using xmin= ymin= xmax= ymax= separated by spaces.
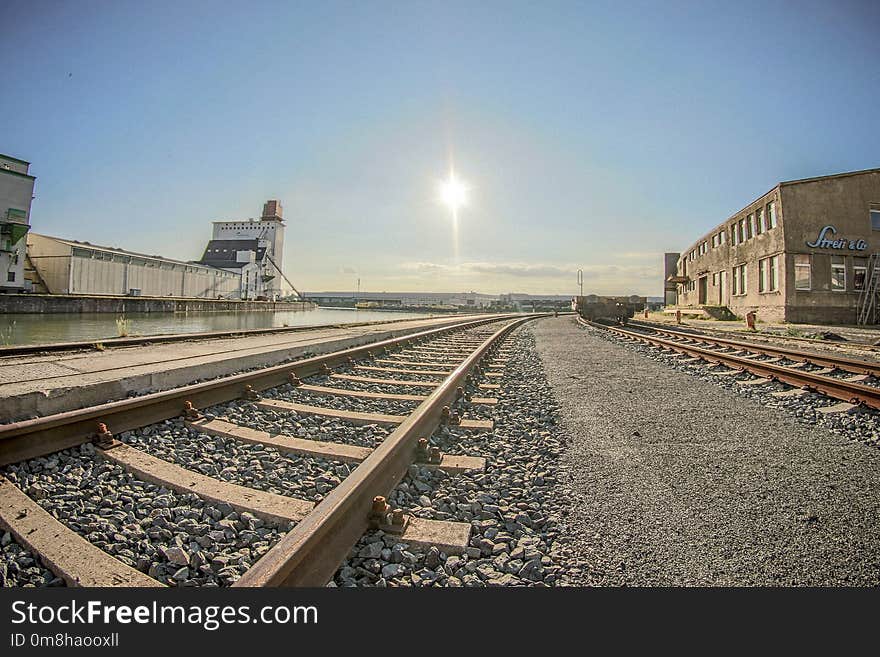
xmin=2 ymin=445 xmax=290 ymax=587
xmin=332 ymin=327 xmax=583 ymax=587
xmin=536 ymin=316 xmax=880 ymax=585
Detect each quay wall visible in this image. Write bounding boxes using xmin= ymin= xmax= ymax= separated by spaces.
xmin=0 ymin=294 xmax=316 ymax=314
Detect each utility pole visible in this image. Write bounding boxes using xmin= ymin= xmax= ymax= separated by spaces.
xmin=356 ymin=277 xmax=360 ymax=304
xmin=577 ymin=269 xmax=583 ymax=297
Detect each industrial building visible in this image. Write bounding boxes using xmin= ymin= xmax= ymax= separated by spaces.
xmin=0 ymin=154 xmax=35 ymax=293
xmin=23 ymin=198 xmax=298 ymax=301
xmin=197 ymin=200 xmax=296 ymax=300
xmin=669 ymin=167 xmax=880 ymax=324
xmin=27 ymin=234 xmax=240 ymax=298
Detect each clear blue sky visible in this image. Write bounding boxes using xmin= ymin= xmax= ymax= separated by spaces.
xmin=3 ymin=0 xmax=879 ymax=295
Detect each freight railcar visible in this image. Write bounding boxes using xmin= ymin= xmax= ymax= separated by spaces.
xmin=572 ymin=295 xmax=644 ymax=324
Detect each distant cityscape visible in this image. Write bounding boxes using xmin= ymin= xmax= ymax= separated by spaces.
xmin=304 ymin=290 xmax=663 ymax=312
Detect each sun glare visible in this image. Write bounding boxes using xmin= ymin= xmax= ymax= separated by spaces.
xmin=438 ymin=172 xmax=469 ymax=213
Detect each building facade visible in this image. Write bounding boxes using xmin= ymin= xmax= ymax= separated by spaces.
xmin=27 ymin=234 xmax=240 ymax=298
xmin=0 ymin=154 xmax=35 ymax=292
xmin=197 ymin=200 xmax=293 ymax=300
xmin=671 ymin=168 xmax=880 ymax=324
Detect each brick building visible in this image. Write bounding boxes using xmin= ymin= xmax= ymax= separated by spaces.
xmin=670 ymin=168 xmax=880 ymax=324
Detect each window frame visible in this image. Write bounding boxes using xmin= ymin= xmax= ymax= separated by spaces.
xmin=794 ymin=254 xmax=811 ymax=291
xmin=758 ymin=255 xmax=779 ymax=293
xmin=854 ymin=256 xmax=868 ymax=291
xmin=767 ymin=201 xmax=777 ymax=228
xmin=732 ymin=263 xmax=748 ymax=296
xmin=831 ymin=255 xmax=846 ymax=292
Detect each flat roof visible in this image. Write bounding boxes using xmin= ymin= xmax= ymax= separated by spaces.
xmin=780 ymin=166 xmax=880 ymax=187
xmin=679 ymin=166 xmax=880 ymax=259
xmin=0 ymin=153 xmax=31 ymax=165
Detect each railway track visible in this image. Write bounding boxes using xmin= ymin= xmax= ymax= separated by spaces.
xmin=630 ymin=317 xmax=880 ymax=357
xmin=0 ymin=313 xmax=543 ymax=587
xmin=580 ymin=317 xmax=880 ymax=412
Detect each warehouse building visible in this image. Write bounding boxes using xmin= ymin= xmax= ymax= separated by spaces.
xmin=0 ymin=154 xmax=35 ymax=293
xmin=197 ymin=200 xmax=295 ymax=300
xmin=670 ymin=167 xmax=880 ymax=324
xmin=27 ymin=234 xmax=240 ymax=298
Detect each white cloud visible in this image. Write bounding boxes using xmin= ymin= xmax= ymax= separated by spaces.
xmin=399 ymin=260 xmax=659 ymax=281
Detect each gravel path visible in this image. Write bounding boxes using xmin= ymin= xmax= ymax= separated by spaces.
xmin=534 ymin=316 xmax=880 ymax=585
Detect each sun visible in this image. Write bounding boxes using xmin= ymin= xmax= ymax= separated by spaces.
xmin=438 ymin=172 xmax=469 ymax=213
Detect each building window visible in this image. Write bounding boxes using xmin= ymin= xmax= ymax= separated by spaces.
xmin=758 ymin=255 xmax=779 ymax=292
xmin=794 ymin=254 xmax=811 ymax=290
xmin=732 ymin=264 xmax=747 ymax=296
xmin=756 ymin=208 xmax=765 ymax=235
xmin=740 ymin=218 xmax=747 ymax=242
xmin=767 ymin=201 xmax=777 ymax=228
xmin=831 ymin=255 xmax=846 ymax=291
xmin=719 ymin=230 xmax=726 ymax=245
xmin=747 ymin=213 xmax=755 ymax=239
xmin=854 ymin=257 xmax=868 ymax=290
xmin=871 ymin=209 xmax=880 ymax=231
xmin=6 ymin=271 xmax=15 ymax=283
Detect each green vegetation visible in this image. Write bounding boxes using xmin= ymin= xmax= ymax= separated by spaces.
xmin=0 ymin=321 xmax=16 ymax=346
xmin=115 ymin=315 xmax=132 ymax=337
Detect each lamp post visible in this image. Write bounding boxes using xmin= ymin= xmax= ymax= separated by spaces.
xmin=577 ymin=269 xmax=583 ymax=297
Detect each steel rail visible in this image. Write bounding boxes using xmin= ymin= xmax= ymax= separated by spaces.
xmin=581 ymin=318 xmax=880 ymax=410
xmin=626 ymin=320 xmax=880 ymax=376
xmin=0 ymin=314 xmax=525 ymax=466
xmin=630 ymin=317 xmax=880 ymax=353
xmin=234 ymin=314 xmax=541 ymax=587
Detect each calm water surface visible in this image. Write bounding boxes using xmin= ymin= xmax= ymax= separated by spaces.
xmin=0 ymin=308 xmax=445 ymax=346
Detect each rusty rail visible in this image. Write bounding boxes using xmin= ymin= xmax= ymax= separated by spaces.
xmin=0 ymin=314 xmax=521 ymax=466
xmin=234 ymin=315 xmax=538 ymax=586
xmin=626 ymin=320 xmax=880 ymax=376
xmin=581 ymin=318 xmax=880 ymax=410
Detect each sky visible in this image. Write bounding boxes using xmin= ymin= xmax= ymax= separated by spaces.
xmin=2 ymin=0 xmax=879 ymax=296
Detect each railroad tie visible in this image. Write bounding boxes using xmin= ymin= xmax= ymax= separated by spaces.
xmin=256 ymin=398 xmax=493 ymax=430
xmin=188 ymin=418 xmax=486 ymax=474
xmin=97 ymin=443 xmax=313 ymax=526
xmin=0 ymin=478 xmax=164 ymax=587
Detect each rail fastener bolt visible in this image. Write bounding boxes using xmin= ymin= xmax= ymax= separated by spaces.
xmin=182 ymin=400 xmax=202 ymax=421
xmin=370 ymin=495 xmax=391 ymax=520
xmin=415 ymin=438 xmax=430 ymax=461
xmin=323 ymin=364 xmax=332 ymax=375
xmin=93 ymin=422 xmax=118 ymax=450
xmin=440 ymin=406 xmax=461 ymax=426
xmin=244 ymin=384 xmax=261 ymax=401
xmin=288 ymin=373 xmax=302 ymax=386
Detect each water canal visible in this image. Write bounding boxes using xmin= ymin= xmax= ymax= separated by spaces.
xmin=0 ymin=307 xmax=443 ymax=346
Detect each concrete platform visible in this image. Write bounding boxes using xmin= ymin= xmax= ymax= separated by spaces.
xmin=0 ymin=314 xmax=501 ymax=422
